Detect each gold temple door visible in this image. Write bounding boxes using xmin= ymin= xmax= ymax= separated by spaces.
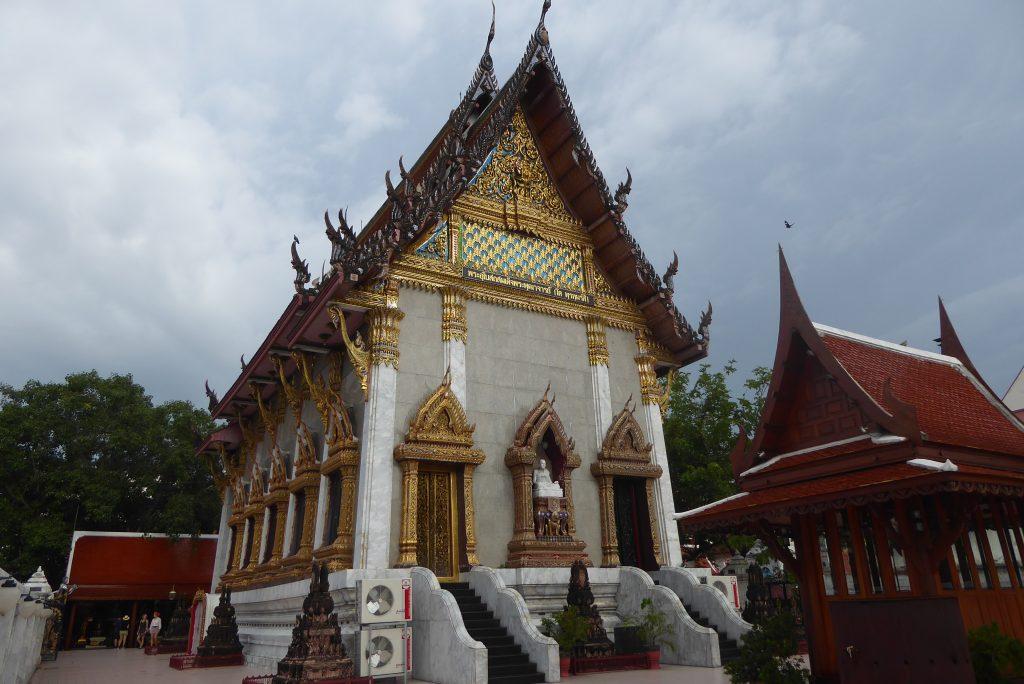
xmin=395 ymin=372 xmax=484 ymax=578
xmin=415 ymin=466 xmax=460 ymax=581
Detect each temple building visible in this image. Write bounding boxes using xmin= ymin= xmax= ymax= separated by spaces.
xmin=196 ymin=3 xmax=719 ymax=672
xmin=677 ymin=250 xmax=1024 ymax=683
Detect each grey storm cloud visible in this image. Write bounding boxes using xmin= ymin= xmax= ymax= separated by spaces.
xmin=0 ymin=0 xmax=1021 ymax=407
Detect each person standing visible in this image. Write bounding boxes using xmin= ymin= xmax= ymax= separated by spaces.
xmin=148 ymin=611 xmax=162 ymax=648
xmin=135 ymin=613 xmax=149 ymax=648
xmin=116 ymin=615 xmax=130 ymax=648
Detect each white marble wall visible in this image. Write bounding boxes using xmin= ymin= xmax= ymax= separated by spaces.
xmin=211 ymin=486 xmax=233 ymax=591
xmin=462 ymin=300 xmax=601 ymax=567
xmin=0 ymin=572 xmax=50 ymax=684
xmin=410 ymin=567 xmax=487 ymax=684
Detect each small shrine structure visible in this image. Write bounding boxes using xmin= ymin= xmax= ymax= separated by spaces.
xmin=677 ymin=250 xmax=1024 ymax=682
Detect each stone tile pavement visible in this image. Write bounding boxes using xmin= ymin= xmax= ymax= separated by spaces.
xmin=32 ymin=648 xmax=733 ymax=683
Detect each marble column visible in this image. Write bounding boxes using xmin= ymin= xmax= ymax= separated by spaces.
xmin=352 ymin=302 xmax=404 ymax=570
xmin=636 ymin=333 xmax=683 ymax=567
xmin=210 ymin=485 xmax=233 ymax=592
xmin=312 ymin=472 xmax=329 ymax=551
xmin=442 ymin=287 xmax=468 ymax=406
xmin=586 ymin=317 xmax=613 ymax=444
xmin=281 ymin=493 xmax=297 ymax=558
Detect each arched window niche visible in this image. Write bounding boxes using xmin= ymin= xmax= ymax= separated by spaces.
xmin=505 ymin=386 xmax=590 ymax=568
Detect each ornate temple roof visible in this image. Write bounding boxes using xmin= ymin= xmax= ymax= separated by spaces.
xmin=205 ymin=2 xmax=710 ymax=423
xmin=675 ymin=249 xmax=1024 ymax=531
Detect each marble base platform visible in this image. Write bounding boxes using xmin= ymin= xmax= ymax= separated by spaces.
xmin=230 ymin=568 xmax=411 ymax=670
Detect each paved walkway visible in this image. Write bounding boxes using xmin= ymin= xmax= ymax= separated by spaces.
xmin=32 ymin=648 xmax=733 ymax=683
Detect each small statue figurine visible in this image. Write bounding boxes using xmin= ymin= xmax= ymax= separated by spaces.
xmin=532 ymin=458 xmax=564 ymax=498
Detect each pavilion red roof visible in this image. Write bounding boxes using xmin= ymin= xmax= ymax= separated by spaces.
xmin=66 ymin=532 xmax=217 ymax=601
xmin=818 ymin=326 xmax=1024 ymax=457
xmin=681 ymin=249 xmax=1024 ymax=532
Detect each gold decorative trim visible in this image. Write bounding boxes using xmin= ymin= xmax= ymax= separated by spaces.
xmin=390 ymin=254 xmax=649 ymax=332
xmin=463 ymin=109 xmax=579 ymax=228
xmin=394 ymin=372 xmax=485 ymax=570
xmin=586 ymin=316 xmax=609 ymax=367
xmin=328 ymin=304 xmax=370 ymax=401
xmin=441 ymin=286 xmax=468 ymax=343
xmin=656 ymin=369 xmax=677 ymax=419
xmin=252 ymin=383 xmax=286 ymax=448
xmin=592 ymin=401 xmax=664 ymax=567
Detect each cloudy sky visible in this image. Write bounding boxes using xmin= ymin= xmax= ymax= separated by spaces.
xmin=1 ymin=1 xmax=1022 ymax=408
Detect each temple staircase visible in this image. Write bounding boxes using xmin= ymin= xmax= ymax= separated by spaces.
xmin=440 ymin=582 xmax=546 ymax=684
xmin=680 ymin=601 xmax=742 ymax=664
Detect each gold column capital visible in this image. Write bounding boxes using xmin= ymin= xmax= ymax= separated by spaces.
xmin=370 ymin=306 xmax=405 ymax=369
xmin=441 ymin=286 xmax=468 ymax=343
xmin=586 ymin=316 xmax=609 ymax=366
xmin=635 ymin=330 xmax=659 ymax=406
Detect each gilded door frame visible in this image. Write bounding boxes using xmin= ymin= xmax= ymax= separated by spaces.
xmin=394 ymin=371 xmax=485 ymax=573
xmin=591 ymin=401 xmax=664 ymax=567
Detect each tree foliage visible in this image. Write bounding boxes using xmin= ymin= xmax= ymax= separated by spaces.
xmin=0 ymin=371 xmax=218 ymax=585
xmin=724 ymin=612 xmax=810 ymax=684
xmin=663 ymin=361 xmax=770 ymax=554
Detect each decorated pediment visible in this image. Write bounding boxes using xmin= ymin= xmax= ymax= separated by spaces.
xmin=466 ymin=109 xmax=576 ymax=225
xmin=402 ymin=106 xmax=638 ymax=315
xmin=405 ymin=371 xmax=475 ymax=447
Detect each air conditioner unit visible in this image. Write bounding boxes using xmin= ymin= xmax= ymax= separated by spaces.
xmin=357 ymin=577 xmax=412 ymax=625
xmin=358 ymin=626 xmax=411 ymax=677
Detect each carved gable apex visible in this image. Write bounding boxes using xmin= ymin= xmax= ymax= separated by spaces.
xmin=406 ymin=373 xmax=475 ymax=447
xmin=465 ymin=108 xmax=577 ymax=226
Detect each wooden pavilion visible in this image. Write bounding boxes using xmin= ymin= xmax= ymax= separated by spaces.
xmin=677 ymin=250 xmax=1024 ymax=683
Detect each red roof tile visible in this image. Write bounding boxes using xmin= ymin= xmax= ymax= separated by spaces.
xmin=819 ymin=330 xmax=1024 ymax=457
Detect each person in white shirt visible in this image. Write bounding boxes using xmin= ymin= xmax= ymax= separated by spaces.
xmin=148 ymin=611 xmax=162 ymax=647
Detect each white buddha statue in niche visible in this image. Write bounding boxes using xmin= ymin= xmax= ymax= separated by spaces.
xmin=532 ymin=458 xmax=564 ymax=498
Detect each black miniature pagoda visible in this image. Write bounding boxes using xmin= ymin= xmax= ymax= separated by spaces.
xmin=195 ymin=589 xmax=244 ymax=667
xmin=273 ymin=562 xmax=355 ymax=683
xmin=566 ymin=560 xmax=613 ymax=657
xmin=158 ymin=602 xmax=191 ymax=654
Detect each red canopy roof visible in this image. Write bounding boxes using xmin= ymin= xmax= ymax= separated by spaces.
xmin=67 ymin=532 xmax=217 ymax=601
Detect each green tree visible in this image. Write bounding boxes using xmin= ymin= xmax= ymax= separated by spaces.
xmin=663 ymin=361 xmax=770 ymax=555
xmin=0 ymin=371 xmax=219 ymax=585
